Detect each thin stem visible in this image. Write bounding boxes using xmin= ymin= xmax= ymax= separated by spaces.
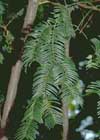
xmin=39 ymin=0 xmax=100 ymax=12
xmin=6 ymin=8 xmax=24 ymax=27
xmin=77 ymin=3 xmax=100 ymax=12
xmin=62 ymin=102 xmax=69 ymax=140
xmin=79 ymin=13 xmax=94 ymax=34
xmin=76 ymin=10 xmax=92 ymax=32
xmin=61 ymin=39 xmax=70 ymax=140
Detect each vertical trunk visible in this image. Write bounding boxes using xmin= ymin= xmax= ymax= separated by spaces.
xmin=0 ymin=0 xmax=39 ymax=133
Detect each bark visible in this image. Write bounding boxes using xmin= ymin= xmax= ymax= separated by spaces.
xmin=1 ymin=136 xmax=8 ymax=140
xmin=62 ymin=39 xmax=70 ymax=140
xmin=1 ymin=60 xmax=22 ymax=128
xmin=62 ymin=103 xmax=69 ymax=140
xmin=1 ymin=0 xmax=39 ymax=130
xmin=23 ymin=0 xmax=38 ymax=29
xmin=0 ymin=107 xmax=1 ymax=123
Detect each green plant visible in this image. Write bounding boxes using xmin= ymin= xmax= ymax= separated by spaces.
xmin=0 ymin=0 xmax=100 ymax=140
xmin=15 ymin=5 xmax=83 ymax=140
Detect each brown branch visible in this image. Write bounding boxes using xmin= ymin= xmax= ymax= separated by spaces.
xmin=94 ymin=0 xmax=100 ymax=2
xmin=62 ymin=103 xmax=69 ymax=140
xmin=1 ymin=136 xmax=8 ymax=140
xmin=0 ymin=105 xmax=2 ymax=123
xmin=39 ymin=0 xmax=100 ymax=12
xmin=79 ymin=13 xmax=94 ymax=33
xmin=23 ymin=0 xmax=39 ymax=29
xmin=1 ymin=61 xmax=22 ymax=128
xmin=78 ymin=3 xmax=100 ymax=12
xmin=1 ymin=0 xmax=39 ymax=130
xmin=62 ymin=39 xmax=70 ymax=140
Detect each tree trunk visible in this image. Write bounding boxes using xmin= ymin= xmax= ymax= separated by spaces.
xmin=1 ymin=60 xmax=22 ymax=128
xmin=0 ymin=0 xmax=39 ymax=135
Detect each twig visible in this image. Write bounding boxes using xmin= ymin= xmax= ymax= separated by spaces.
xmin=79 ymin=13 xmax=94 ymax=34
xmin=94 ymin=0 xmax=100 ymax=2
xmin=6 ymin=8 xmax=24 ymax=27
xmin=78 ymin=3 xmax=100 ymax=12
xmin=76 ymin=10 xmax=92 ymax=33
xmin=39 ymin=0 xmax=60 ymax=6
xmin=39 ymin=0 xmax=100 ymax=12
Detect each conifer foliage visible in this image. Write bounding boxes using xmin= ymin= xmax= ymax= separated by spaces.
xmin=16 ymin=5 xmax=82 ymax=140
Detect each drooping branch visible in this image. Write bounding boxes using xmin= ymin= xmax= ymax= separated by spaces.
xmin=1 ymin=0 xmax=39 ymax=130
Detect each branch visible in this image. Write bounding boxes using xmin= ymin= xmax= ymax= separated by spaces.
xmin=1 ymin=61 xmax=22 ymax=128
xmin=62 ymin=103 xmax=69 ymax=140
xmin=23 ymin=0 xmax=39 ymax=29
xmin=94 ymin=0 xmax=100 ymax=2
xmin=78 ymin=3 xmax=100 ymax=12
xmin=79 ymin=13 xmax=94 ymax=33
xmin=62 ymin=39 xmax=70 ymax=140
xmin=1 ymin=136 xmax=8 ymax=140
xmin=1 ymin=0 xmax=39 ymax=130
